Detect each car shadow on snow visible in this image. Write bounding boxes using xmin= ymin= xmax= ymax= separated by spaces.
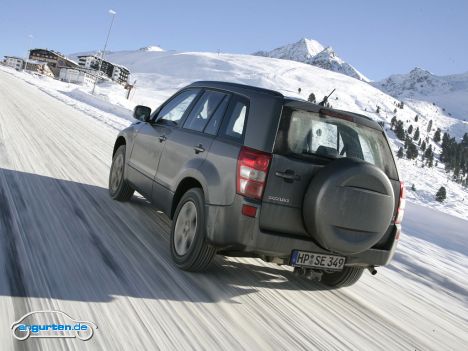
xmin=0 ymin=168 xmax=329 ymax=304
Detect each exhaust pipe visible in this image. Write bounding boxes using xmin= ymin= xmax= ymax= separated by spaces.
xmin=293 ymin=267 xmax=323 ymax=281
xmin=293 ymin=267 xmax=305 ymax=276
xmin=305 ymin=269 xmax=322 ymax=281
xmin=368 ymin=266 xmax=377 ymax=275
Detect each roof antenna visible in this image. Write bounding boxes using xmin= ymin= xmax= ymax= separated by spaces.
xmin=319 ymin=88 xmax=336 ymax=106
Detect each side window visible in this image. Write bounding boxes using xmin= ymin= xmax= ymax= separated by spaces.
xmin=183 ymin=90 xmax=227 ymax=132
xmin=221 ymin=98 xmax=248 ymax=141
xmin=204 ymin=95 xmax=230 ymax=135
xmin=156 ymin=89 xmax=199 ymax=126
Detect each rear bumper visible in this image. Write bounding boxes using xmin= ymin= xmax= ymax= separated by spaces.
xmin=205 ymin=196 xmax=399 ymax=267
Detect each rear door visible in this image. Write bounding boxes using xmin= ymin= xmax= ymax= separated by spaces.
xmin=260 ymin=107 xmax=399 ymax=237
xmin=127 ymin=89 xmax=200 ymax=197
xmin=154 ymin=89 xmax=231 ymax=195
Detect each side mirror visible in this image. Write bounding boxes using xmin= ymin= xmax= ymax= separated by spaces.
xmin=133 ymin=105 xmax=152 ymax=122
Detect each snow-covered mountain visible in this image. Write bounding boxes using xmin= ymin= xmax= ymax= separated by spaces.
xmin=139 ymin=45 xmax=165 ymax=52
xmin=308 ymin=47 xmax=369 ymax=82
xmin=254 ymin=38 xmax=325 ymax=62
xmin=253 ymin=38 xmax=369 ymax=82
xmin=64 ymin=47 xmax=468 ymax=218
xmin=374 ymin=68 xmax=468 ymax=121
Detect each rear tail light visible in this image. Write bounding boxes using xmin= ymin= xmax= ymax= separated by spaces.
xmin=237 ymin=146 xmax=272 ymax=200
xmin=395 ymin=181 xmax=406 ymax=225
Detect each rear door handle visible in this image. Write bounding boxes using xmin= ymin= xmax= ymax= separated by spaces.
xmin=193 ymin=144 xmax=205 ymax=154
xmin=159 ymin=135 xmax=167 ymax=143
xmin=275 ymin=170 xmax=301 ymax=182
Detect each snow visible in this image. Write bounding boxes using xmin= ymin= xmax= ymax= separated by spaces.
xmin=1 ymin=54 xmax=468 ymax=351
xmin=254 ymin=38 xmax=325 ymax=61
xmin=254 ymin=38 xmax=369 ymax=82
xmin=309 ymin=47 xmax=369 ymax=82
xmin=1 ymin=46 xmax=467 ymax=219
xmin=374 ymin=68 xmax=468 ymax=121
xmin=139 ymin=45 xmax=165 ymax=52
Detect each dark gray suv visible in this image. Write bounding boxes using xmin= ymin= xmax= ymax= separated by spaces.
xmin=109 ymin=81 xmax=405 ymax=288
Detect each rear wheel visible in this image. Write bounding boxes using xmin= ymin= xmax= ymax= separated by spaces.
xmin=321 ymin=267 xmax=364 ymax=288
xmin=170 ymin=188 xmax=216 ymax=272
xmin=109 ymin=145 xmax=134 ymax=201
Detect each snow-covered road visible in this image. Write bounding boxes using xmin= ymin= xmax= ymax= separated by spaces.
xmin=0 ymin=70 xmax=467 ymax=350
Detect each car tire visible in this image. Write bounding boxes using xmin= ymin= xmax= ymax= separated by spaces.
xmin=170 ymin=188 xmax=216 ymax=272
xmin=109 ymin=145 xmax=134 ymax=201
xmin=321 ymin=267 xmax=364 ymax=288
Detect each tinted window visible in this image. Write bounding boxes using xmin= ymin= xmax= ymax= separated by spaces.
xmin=157 ymin=89 xmax=198 ymax=125
xmin=278 ymin=109 xmax=398 ymax=179
xmin=204 ymin=95 xmax=230 ymax=135
xmin=183 ymin=90 xmax=227 ymax=132
xmin=222 ymin=99 xmax=248 ymax=140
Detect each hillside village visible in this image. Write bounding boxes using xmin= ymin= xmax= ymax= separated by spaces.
xmin=2 ymin=48 xmax=130 ymax=86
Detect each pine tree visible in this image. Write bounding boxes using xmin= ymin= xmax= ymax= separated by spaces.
xmin=408 ymin=125 xmax=413 ymax=134
xmin=424 ymin=145 xmax=434 ymax=167
xmin=427 ymin=119 xmax=433 ymax=133
xmin=413 ymin=127 xmax=420 ymax=141
xmin=404 ymin=135 xmax=410 ymax=149
xmin=441 ymin=133 xmax=452 ymax=162
xmin=462 ymin=133 xmax=468 ymax=147
xmin=420 ymin=140 xmax=427 ymax=152
xmin=453 ymin=165 xmax=460 ymax=181
xmin=376 ymin=106 xmax=380 ymax=114
xmin=415 ymin=115 xmax=419 ymax=122
xmin=433 ymin=128 xmax=441 ymax=142
xmin=391 ymin=116 xmax=397 ymax=129
xmin=435 ymin=187 xmax=446 ymax=202
xmin=395 ymin=120 xmax=405 ymax=141
xmin=406 ymin=141 xmax=418 ymax=160
xmin=442 ymin=132 xmax=450 ymax=145
xmin=397 ymin=147 xmax=404 ymax=158
xmin=411 ymin=184 xmax=416 ymax=191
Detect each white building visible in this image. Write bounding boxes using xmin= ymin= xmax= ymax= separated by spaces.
xmin=77 ymin=55 xmax=130 ymax=84
xmin=59 ymin=68 xmax=96 ymax=86
xmin=78 ymin=55 xmax=100 ymax=70
xmin=4 ymin=56 xmax=24 ymax=70
xmin=111 ymin=64 xmax=130 ymax=84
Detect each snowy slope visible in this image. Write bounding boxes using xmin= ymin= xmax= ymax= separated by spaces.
xmin=374 ymin=68 xmax=468 ymax=121
xmin=254 ymin=38 xmax=369 ymax=82
xmin=3 ymin=47 xmax=467 ymax=218
xmin=0 ymin=70 xmax=467 ymax=351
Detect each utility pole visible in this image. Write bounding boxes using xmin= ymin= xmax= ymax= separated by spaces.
xmin=92 ymin=9 xmax=116 ymax=94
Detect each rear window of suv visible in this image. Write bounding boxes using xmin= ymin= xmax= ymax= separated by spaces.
xmin=275 ymin=108 xmax=398 ymax=180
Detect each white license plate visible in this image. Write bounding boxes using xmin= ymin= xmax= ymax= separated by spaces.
xmin=291 ymin=250 xmax=345 ymax=270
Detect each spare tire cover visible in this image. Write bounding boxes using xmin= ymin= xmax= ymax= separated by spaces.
xmin=303 ymin=158 xmax=395 ymax=254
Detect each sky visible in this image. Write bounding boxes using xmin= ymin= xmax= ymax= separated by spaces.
xmin=0 ymin=0 xmax=466 ymax=80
